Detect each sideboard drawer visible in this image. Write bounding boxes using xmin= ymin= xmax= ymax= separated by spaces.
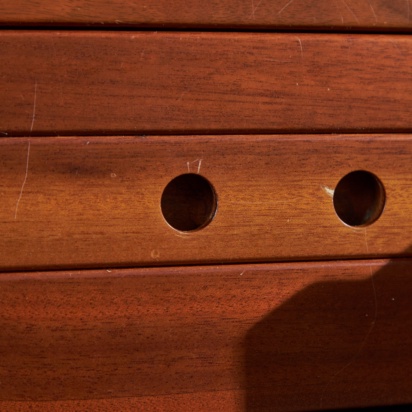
xmin=1 ymin=258 xmax=411 ymax=410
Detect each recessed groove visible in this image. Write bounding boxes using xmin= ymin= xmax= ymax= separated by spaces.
xmin=3 ymin=128 xmax=412 ymax=139
xmin=0 ymin=26 xmax=412 ymax=34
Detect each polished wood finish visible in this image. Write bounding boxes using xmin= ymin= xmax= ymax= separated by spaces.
xmin=1 ymin=258 xmax=411 ymax=410
xmin=0 ymin=392 xmax=244 ymax=412
xmin=1 ymin=32 xmax=411 ymax=136
xmin=0 ymin=134 xmax=411 ymax=271
xmin=0 ymin=0 xmax=411 ymax=31
xmin=2 ymin=5 xmax=411 ymax=410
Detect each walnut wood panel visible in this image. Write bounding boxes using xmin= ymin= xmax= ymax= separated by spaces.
xmin=1 ymin=258 xmax=412 ymax=411
xmin=0 ymin=392 xmax=243 ymax=412
xmin=1 ymin=32 xmax=411 ymax=136
xmin=0 ymin=134 xmax=411 ymax=270
xmin=0 ymin=0 xmax=411 ymax=31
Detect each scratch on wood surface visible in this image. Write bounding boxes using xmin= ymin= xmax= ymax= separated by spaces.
xmin=340 ymin=0 xmax=359 ymax=22
xmin=367 ymin=0 xmax=378 ymax=22
xmin=14 ymin=141 xmax=31 ymax=220
xmin=277 ymin=0 xmax=295 ymax=15
xmin=175 ymin=231 xmax=190 ymax=238
xmin=51 ymin=38 xmax=66 ymax=107
xmin=251 ymin=0 xmax=263 ymax=19
xmin=320 ymin=288 xmax=377 ymax=407
xmin=187 ymin=159 xmax=202 ymax=173
xmin=264 ymin=59 xmax=292 ymax=63
xmin=320 ymin=247 xmax=378 ymax=408
xmin=334 ymin=0 xmax=344 ymax=22
xmin=321 ymin=185 xmax=334 ymax=198
xmin=0 ymin=132 xmax=8 ymax=136
xmin=151 ymin=249 xmax=160 ymax=260
xmin=390 ymin=40 xmax=401 ymax=53
xmin=29 ymin=80 xmax=38 ymax=135
xmin=296 ymin=37 xmax=303 ymax=57
xmin=364 ymin=228 xmax=370 ymax=254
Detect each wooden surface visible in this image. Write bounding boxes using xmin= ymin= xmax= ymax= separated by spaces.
xmin=1 ymin=32 xmax=412 ymax=136
xmin=0 ymin=393 xmax=244 ymax=412
xmin=1 ymin=8 xmax=411 ymax=411
xmin=0 ymin=0 xmax=411 ymax=31
xmin=0 ymin=134 xmax=411 ymax=270
xmin=1 ymin=257 xmax=412 ymax=411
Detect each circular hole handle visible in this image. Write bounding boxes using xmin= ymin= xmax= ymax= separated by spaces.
xmin=333 ymin=170 xmax=385 ymax=227
xmin=161 ymin=173 xmax=217 ymax=232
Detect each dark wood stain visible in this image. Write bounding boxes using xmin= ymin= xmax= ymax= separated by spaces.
xmin=0 ymin=32 xmax=411 ymax=136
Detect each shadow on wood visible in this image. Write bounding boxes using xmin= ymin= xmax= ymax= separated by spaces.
xmin=244 ymin=247 xmax=412 ymax=411
xmin=0 ymin=253 xmax=411 ymax=411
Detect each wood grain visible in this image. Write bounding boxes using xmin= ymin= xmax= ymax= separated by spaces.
xmin=0 ymin=0 xmax=411 ymax=31
xmin=0 ymin=134 xmax=411 ymax=270
xmin=1 ymin=32 xmax=411 ymax=136
xmin=1 ymin=257 xmax=412 ymax=411
xmin=0 ymin=392 xmax=244 ymax=412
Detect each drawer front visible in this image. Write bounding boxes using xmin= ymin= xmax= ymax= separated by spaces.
xmin=1 ymin=32 xmax=411 ymax=136
xmin=1 ymin=258 xmax=412 ymax=410
xmin=1 ymin=135 xmax=411 ymax=270
xmin=1 ymin=0 xmax=412 ymax=31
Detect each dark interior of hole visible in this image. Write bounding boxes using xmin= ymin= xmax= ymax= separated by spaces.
xmin=333 ymin=171 xmax=385 ymax=227
xmin=161 ymin=174 xmax=217 ymax=232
